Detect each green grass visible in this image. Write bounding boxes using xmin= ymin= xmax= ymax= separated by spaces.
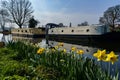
xmin=0 ymin=41 xmax=118 ymax=80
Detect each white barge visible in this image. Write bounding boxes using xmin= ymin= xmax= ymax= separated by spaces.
xmin=48 ymin=25 xmax=108 ymax=43
xmin=48 ymin=25 xmax=109 ymax=35
xmin=11 ymin=28 xmax=45 ymax=38
xmin=48 ymin=25 xmax=120 ymax=44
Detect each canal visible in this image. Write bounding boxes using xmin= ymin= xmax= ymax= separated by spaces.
xmin=0 ymin=33 xmax=120 ymax=78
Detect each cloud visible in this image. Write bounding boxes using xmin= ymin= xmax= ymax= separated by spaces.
xmin=33 ymin=11 xmax=100 ymax=26
xmin=30 ymin=0 xmax=101 ymax=26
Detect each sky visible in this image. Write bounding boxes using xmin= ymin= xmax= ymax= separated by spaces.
xmin=29 ymin=0 xmax=120 ymax=26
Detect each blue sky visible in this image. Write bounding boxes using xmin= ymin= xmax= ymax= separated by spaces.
xmin=29 ymin=0 xmax=120 ymax=26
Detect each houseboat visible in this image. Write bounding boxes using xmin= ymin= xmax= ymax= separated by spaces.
xmin=48 ymin=25 xmax=107 ymax=41
xmin=11 ymin=28 xmax=45 ymax=38
xmin=48 ymin=24 xmax=120 ymax=45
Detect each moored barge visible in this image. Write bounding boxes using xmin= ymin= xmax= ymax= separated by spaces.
xmin=11 ymin=28 xmax=45 ymax=38
xmin=48 ymin=25 xmax=120 ymax=45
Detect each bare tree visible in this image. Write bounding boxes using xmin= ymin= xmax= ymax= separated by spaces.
xmin=99 ymin=5 xmax=120 ymax=31
xmin=2 ymin=0 xmax=33 ymax=28
xmin=0 ymin=9 xmax=9 ymax=31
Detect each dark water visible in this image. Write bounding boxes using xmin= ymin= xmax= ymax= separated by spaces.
xmin=0 ymin=34 xmax=120 ymax=78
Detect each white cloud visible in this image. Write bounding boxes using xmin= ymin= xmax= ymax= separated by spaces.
xmin=33 ymin=11 xmax=100 ymax=26
xmin=30 ymin=0 xmax=100 ymax=26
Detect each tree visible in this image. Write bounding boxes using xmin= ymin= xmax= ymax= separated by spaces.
xmin=99 ymin=17 xmax=106 ymax=25
xmin=0 ymin=9 xmax=9 ymax=31
xmin=99 ymin=5 xmax=120 ymax=31
xmin=78 ymin=21 xmax=89 ymax=26
xmin=58 ymin=23 xmax=64 ymax=27
xmin=28 ymin=17 xmax=38 ymax=28
xmin=2 ymin=0 xmax=33 ymax=28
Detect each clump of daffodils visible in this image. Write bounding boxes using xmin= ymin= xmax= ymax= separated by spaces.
xmin=93 ymin=49 xmax=119 ymax=65
xmin=71 ymin=46 xmax=84 ymax=55
xmin=37 ymin=42 xmax=66 ymax=54
xmin=36 ymin=42 xmax=85 ymax=55
xmin=54 ymin=42 xmax=67 ymax=53
xmin=76 ymin=50 xmax=84 ymax=55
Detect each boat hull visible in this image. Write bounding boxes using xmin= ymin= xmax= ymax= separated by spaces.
xmin=48 ymin=34 xmax=102 ymax=44
xmin=48 ymin=32 xmax=120 ymax=50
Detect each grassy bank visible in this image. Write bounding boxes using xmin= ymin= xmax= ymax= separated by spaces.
xmin=0 ymin=41 xmax=118 ymax=80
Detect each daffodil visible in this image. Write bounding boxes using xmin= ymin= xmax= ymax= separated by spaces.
xmin=58 ymin=42 xmax=64 ymax=47
xmin=93 ymin=49 xmax=107 ymax=61
xmin=76 ymin=50 xmax=84 ymax=55
xmin=34 ymin=44 xmax=39 ymax=47
xmin=71 ymin=46 xmax=77 ymax=52
xmin=105 ymin=51 xmax=118 ymax=65
xmin=37 ymin=48 xmax=45 ymax=54
xmin=60 ymin=59 xmax=65 ymax=62
xmin=51 ymin=48 xmax=55 ymax=52
xmin=63 ymin=49 xmax=66 ymax=53
xmin=54 ymin=46 xmax=59 ymax=50
xmin=93 ymin=49 xmax=101 ymax=58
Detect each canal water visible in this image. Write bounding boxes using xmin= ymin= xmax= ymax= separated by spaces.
xmin=0 ymin=33 xmax=120 ymax=78
xmin=0 ymin=34 xmax=12 ymax=43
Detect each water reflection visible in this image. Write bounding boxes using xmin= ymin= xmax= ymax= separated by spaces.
xmin=0 ymin=34 xmax=12 ymax=43
xmin=48 ymin=40 xmax=98 ymax=58
xmin=12 ymin=36 xmax=45 ymax=44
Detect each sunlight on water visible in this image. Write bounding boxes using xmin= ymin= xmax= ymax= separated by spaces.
xmin=0 ymin=34 xmax=3 ymax=41
xmin=0 ymin=34 xmax=12 ymax=42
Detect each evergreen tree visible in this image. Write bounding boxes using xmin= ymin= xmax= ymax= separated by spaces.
xmin=28 ymin=17 xmax=38 ymax=28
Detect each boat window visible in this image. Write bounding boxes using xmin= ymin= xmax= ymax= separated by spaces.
xmin=71 ymin=30 xmax=74 ymax=32
xmin=51 ymin=30 xmax=53 ymax=33
xmin=86 ymin=49 xmax=89 ymax=52
xmin=86 ymin=29 xmax=89 ymax=32
xmin=18 ymin=30 xmax=19 ymax=32
xmin=61 ymin=30 xmax=64 ymax=32
xmin=21 ymin=30 xmax=23 ymax=32
xmin=25 ymin=30 xmax=27 ymax=32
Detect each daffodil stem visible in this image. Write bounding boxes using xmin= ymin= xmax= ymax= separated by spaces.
xmin=100 ymin=61 xmax=102 ymax=67
xmin=108 ymin=62 xmax=111 ymax=76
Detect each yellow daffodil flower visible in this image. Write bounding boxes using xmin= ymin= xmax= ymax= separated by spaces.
xmin=54 ymin=46 xmax=59 ymax=49
xmin=93 ymin=49 xmax=107 ymax=61
xmin=76 ymin=50 xmax=84 ymax=55
xmin=93 ymin=49 xmax=101 ymax=58
xmin=37 ymin=48 xmax=45 ymax=54
xmin=105 ymin=51 xmax=119 ymax=65
xmin=71 ymin=46 xmax=77 ymax=52
xmin=51 ymin=48 xmax=55 ymax=52
xmin=63 ymin=49 xmax=66 ymax=53
xmin=58 ymin=42 xmax=64 ymax=47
